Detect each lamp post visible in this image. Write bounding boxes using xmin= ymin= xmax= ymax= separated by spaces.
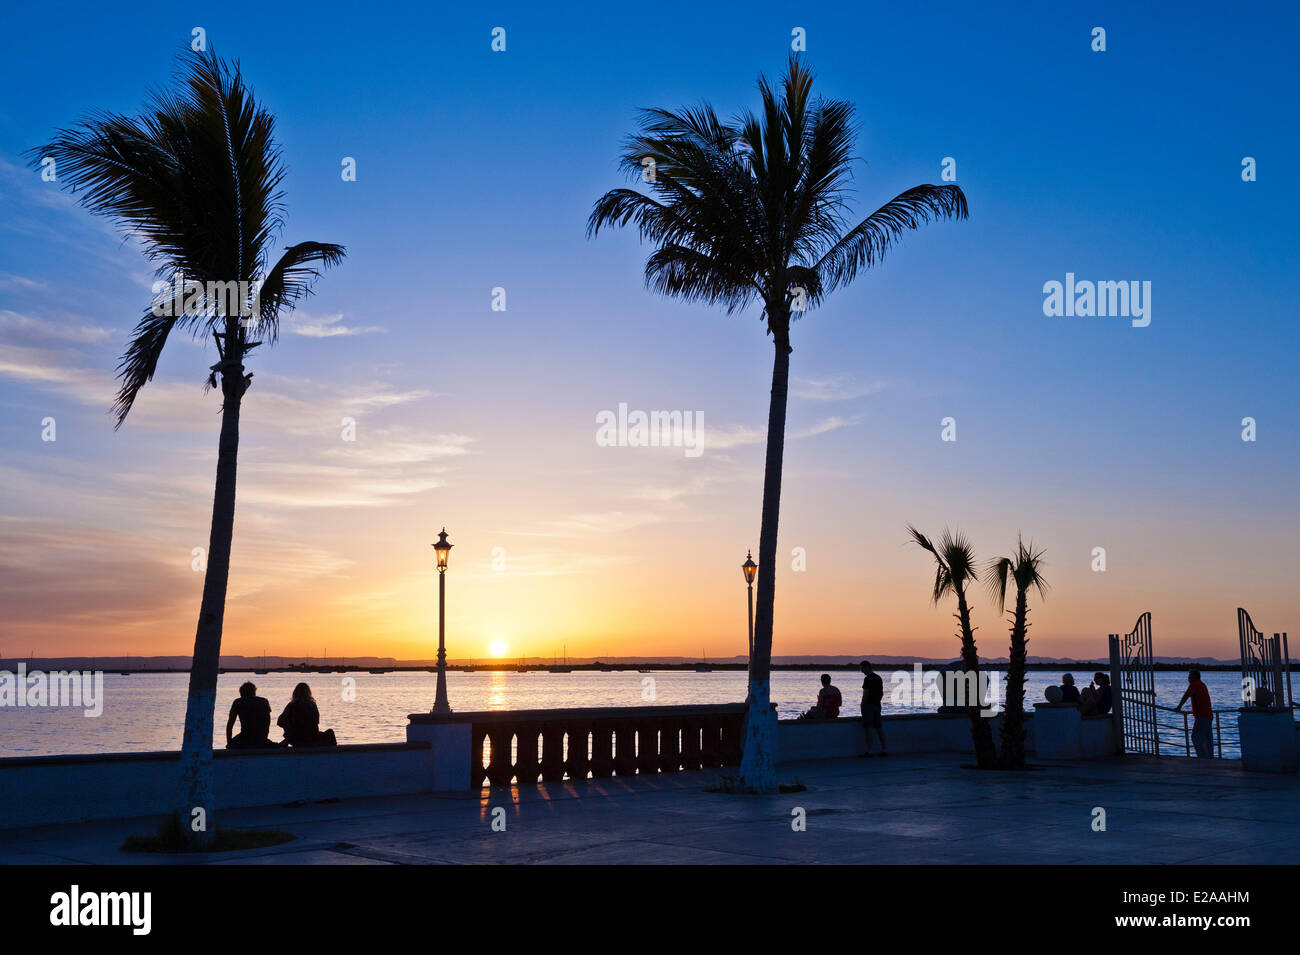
xmin=431 ymin=527 xmax=453 ymax=714
xmin=742 ymin=550 xmax=757 ymax=661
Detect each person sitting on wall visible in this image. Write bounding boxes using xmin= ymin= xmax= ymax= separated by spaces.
xmin=277 ymin=682 xmax=337 ymax=748
xmin=226 ymin=681 xmax=281 ymax=749
xmin=815 ymin=673 xmax=842 ymax=717
xmin=1058 ymin=673 xmax=1081 ymax=704
xmin=1078 ymin=682 xmax=1099 ymax=716
xmin=796 ymin=674 xmax=843 ymax=720
xmin=1092 ymin=672 xmax=1113 ymax=716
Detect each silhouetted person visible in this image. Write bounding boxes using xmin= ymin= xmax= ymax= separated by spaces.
xmin=277 ymin=682 xmax=337 ymax=748
xmin=226 ymin=681 xmax=279 ymax=749
xmin=858 ymin=660 xmax=888 ymax=757
xmin=1093 ymin=672 xmax=1112 ymax=716
xmin=1059 ymin=673 xmax=1080 ymax=704
xmin=815 ymin=673 xmax=842 ymax=718
xmin=1176 ymin=670 xmax=1213 ymax=757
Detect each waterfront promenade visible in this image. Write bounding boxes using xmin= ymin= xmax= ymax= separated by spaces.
xmin=3 ymin=753 xmax=1298 ymax=865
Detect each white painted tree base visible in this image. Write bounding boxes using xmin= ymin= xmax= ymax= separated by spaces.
xmin=735 ymin=681 xmax=779 ymax=793
xmin=176 ymin=686 xmax=217 ymax=847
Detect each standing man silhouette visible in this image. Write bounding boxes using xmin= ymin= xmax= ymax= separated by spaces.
xmin=858 ymin=661 xmax=888 ymax=757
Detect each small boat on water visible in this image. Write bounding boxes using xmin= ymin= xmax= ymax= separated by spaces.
xmin=254 ymin=670 xmax=268 ymax=675
xmin=548 ymin=646 xmax=572 ymax=673
xmin=368 ymin=669 xmax=387 ymax=674
xmin=694 ymin=648 xmax=712 ymax=672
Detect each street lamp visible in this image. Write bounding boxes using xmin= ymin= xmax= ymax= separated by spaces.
xmin=431 ymin=527 xmax=453 ymax=714
xmin=742 ymin=550 xmax=757 ymax=661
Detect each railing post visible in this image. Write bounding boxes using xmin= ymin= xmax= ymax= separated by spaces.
xmin=1108 ymin=634 xmax=1125 ymax=755
xmin=1284 ymin=633 xmax=1293 ymax=709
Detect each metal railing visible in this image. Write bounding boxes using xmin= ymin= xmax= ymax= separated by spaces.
xmin=1151 ymin=699 xmax=1223 ymax=758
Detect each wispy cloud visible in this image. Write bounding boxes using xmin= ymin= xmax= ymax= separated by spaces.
xmin=0 ymin=274 xmax=49 ymax=292
xmin=0 ymin=343 xmax=117 ymax=406
xmin=0 ymin=309 xmax=113 ymax=346
xmin=791 ymin=375 xmax=886 ymax=402
xmin=702 ymin=413 xmax=861 ymax=450
xmin=284 ymin=311 xmax=385 ymax=338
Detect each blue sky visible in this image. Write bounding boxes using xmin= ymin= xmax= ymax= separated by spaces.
xmin=0 ymin=2 xmax=1296 ymax=661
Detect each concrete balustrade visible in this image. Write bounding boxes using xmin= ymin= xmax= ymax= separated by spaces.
xmin=408 ymin=703 xmax=746 ymax=787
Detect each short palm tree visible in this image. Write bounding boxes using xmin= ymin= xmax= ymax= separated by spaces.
xmin=986 ymin=538 xmax=1048 ymax=770
xmin=590 ymin=58 xmax=968 ymax=791
xmin=32 ymin=50 xmax=344 ymax=845
xmin=907 ymin=525 xmax=997 ymax=769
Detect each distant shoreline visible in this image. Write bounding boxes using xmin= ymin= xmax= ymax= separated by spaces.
xmin=2 ymin=661 xmax=1254 ymax=675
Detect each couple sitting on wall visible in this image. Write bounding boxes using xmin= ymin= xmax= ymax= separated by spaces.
xmin=226 ymin=681 xmax=338 ymax=749
xmin=1052 ymin=672 xmax=1112 ymax=716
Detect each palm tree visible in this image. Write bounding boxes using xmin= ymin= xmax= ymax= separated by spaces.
xmin=986 ymin=538 xmax=1048 ymax=770
xmin=32 ymin=50 xmax=344 ymax=845
xmin=589 ymin=58 xmax=968 ymax=791
xmin=906 ymin=525 xmax=997 ymax=769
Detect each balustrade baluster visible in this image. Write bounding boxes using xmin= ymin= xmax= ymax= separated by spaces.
xmin=514 ymin=724 xmax=540 ymax=783
xmin=591 ymin=722 xmax=615 ymax=777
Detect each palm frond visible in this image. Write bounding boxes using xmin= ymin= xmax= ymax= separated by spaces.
xmin=938 ymin=528 xmax=977 ymax=587
xmin=113 ymin=306 xmax=179 ymax=427
xmin=254 ymin=241 xmax=347 ymax=342
xmin=985 ymin=557 xmax=1012 ymax=612
xmin=985 ymin=537 xmax=1050 ymax=609
xmin=907 ymin=523 xmax=956 ymax=604
xmin=813 ymin=184 xmax=968 ymax=296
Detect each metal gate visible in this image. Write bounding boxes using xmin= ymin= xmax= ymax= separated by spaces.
xmin=1109 ymin=611 xmax=1158 ymax=755
xmin=1238 ymin=608 xmax=1292 ymax=709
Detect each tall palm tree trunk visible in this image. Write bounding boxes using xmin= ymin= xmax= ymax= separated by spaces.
xmin=999 ymin=588 xmax=1030 ymax=769
xmin=738 ymin=324 xmax=790 ymax=792
xmin=177 ymin=336 xmax=245 ymax=847
xmin=954 ymin=587 xmax=997 ymax=769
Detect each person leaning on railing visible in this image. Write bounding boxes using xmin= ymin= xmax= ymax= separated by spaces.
xmin=1175 ymin=670 xmax=1214 ymax=758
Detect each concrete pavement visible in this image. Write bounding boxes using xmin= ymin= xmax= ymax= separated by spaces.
xmin=3 ymin=753 xmax=1297 ymax=865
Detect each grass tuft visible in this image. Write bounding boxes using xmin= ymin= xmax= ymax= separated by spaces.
xmin=121 ymin=813 xmax=295 ymax=853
